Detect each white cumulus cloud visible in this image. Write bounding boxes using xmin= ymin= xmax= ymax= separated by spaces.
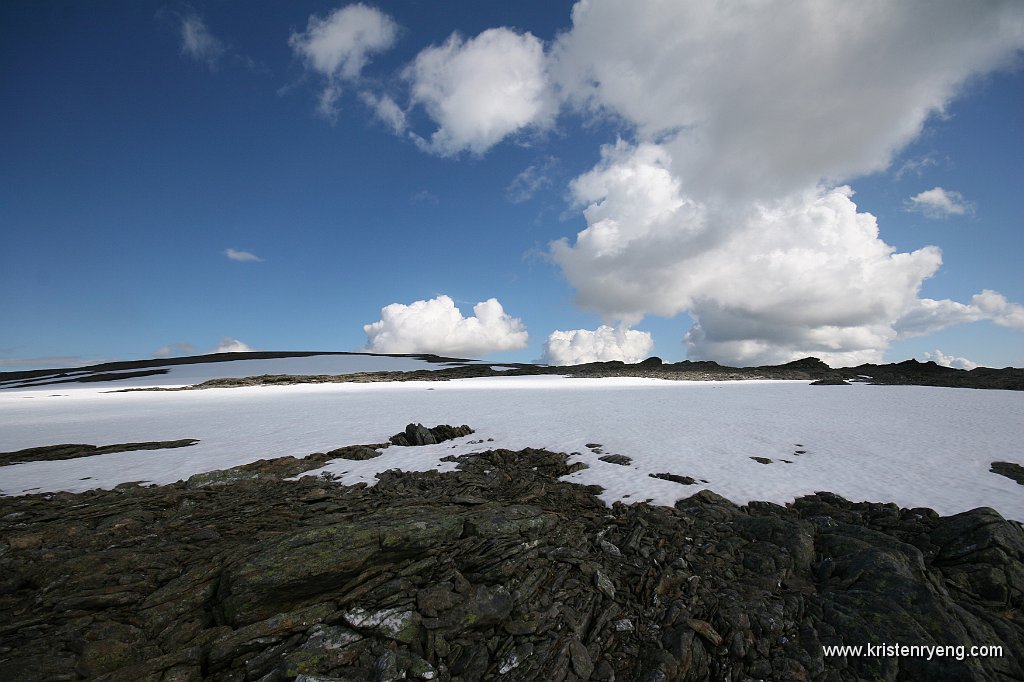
xmin=180 ymin=14 xmax=225 ymax=69
xmin=544 ymin=1 xmax=1024 ymax=365
xmin=290 ymin=4 xmax=398 ymax=119
xmin=363 ymin=295 xmax=528 ymax=357
xmin=905 ymin=187 xmax=974 ymax=218
xmin=898 ymin=290 xmax=1024 ymax=337
xmin=153 ymin=342 xmax=197 ymax=358
xmin=543 ymin=326 xmax=653 ymax=366
xmin=973 ymin=290 xmax=1024 ymax=328
xmin=211 ymin=338 xmax=253 ymax=354
xmin=922 ymin=349 xmax=979 ymax=370
xmin=406 ymin=28 xmax=556 ymax=156
xmin=225 ymin=248 xmax=263 ymax=262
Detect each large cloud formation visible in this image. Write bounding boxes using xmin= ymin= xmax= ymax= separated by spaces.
xmin=554 ymin=142 xmax=947 ymax=365
xmin=545 ymin=0 xmax=1024 ymax=365
xmin=543 ymin=326 xmax=653 ymax=366
xmin=551 ymin=1 xmax=1024 ymax=202
xmin=363 ymin=295 xmax=528 ymax=357
xmin=406 ymin=28 xmax=555 ymax=156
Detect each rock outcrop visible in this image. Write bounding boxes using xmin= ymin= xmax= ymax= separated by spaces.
xmin=1 ymin=446 xmax=1022 ymax=681
xmin=0 ymin=440 xmax=199 ymax=466
xmin=389 ymin=424 xmax=475 ymax=447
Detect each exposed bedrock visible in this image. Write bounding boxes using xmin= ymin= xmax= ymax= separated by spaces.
xmin=1 ymin=446 xmax=1022 ymax=681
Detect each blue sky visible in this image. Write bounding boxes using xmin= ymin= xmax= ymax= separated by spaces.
xmin=2 ymin=1 xmax=1022 ymax=370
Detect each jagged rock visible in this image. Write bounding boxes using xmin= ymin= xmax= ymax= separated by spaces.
xmin=594 ymin=570 xmax=616 ymax=599
xmin=278 ymin=624 xmax=365 ymax=677
xmin=342 ymin=607 xmax=420 ymax=643
xmin=397 ymin=423 xmax=436 ymax=446
xmin=389 ymin=423 xmax=474 ymax=447
xmin=497 ymin=643 xmax=533 ymax=674
xmin=206 ymin=603 xmax=337 ymax=670
xmin=568 ymin=636 xmax=593 ymax=678
xmin=686 ymin=619 xmax=723 ymax=646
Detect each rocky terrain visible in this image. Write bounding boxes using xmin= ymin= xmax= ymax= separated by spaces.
xmin=123 ymin=357 xmax=1024 ymax=392
xmin=2 ymin=426 xmax=1022 ymax=681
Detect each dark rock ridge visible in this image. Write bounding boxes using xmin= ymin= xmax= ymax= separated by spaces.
xmin=3 ymin=353 xmax=1021 ymax=392
xmin=838 ymin=358 xmax=1024 ymax=391
xmin=2 ymin=445 xmax=1022 ymax=681
xmin=108 ymin=356 xmax=1023 ymax=392
xmin=991 ymin=462 xmax=1024 ymax=486
xmin=0 ymin=440 xmax=199 ymax=466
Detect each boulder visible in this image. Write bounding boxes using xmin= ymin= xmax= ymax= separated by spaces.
xmin=388 ymin=423 xmax=474 ymax=446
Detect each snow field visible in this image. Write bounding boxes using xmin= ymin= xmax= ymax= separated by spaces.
xmin=0 ymin=376 xmax=1021 ymax=521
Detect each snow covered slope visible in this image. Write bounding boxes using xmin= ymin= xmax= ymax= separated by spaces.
xmin=1 ymin=376 xmax=1021 ymax=520
xmin=0 ymin=352 xmax=474 ymax=390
